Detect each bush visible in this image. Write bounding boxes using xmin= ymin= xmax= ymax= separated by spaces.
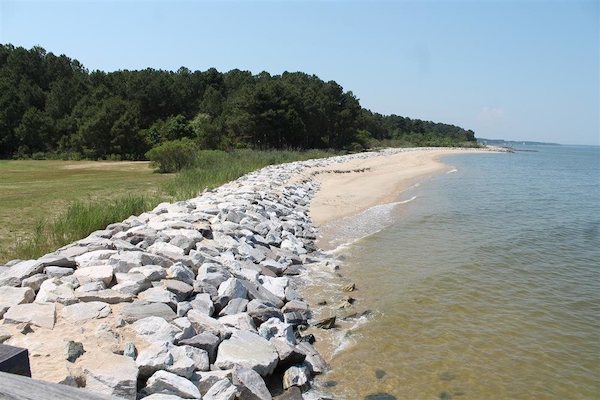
xmin=145 ymin=139 xmax=198 ymax=173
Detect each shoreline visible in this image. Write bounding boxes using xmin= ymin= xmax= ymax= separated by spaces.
xmin=0 ymin=146 xmax=504 ymax=399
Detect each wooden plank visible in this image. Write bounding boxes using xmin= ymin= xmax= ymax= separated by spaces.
xmin=0 ymin=344 xmax=31 ymax=377
xmin=0 ymin=371 xmax=113 ymax=400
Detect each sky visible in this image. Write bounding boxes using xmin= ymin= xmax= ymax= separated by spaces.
xmin=1 ymin=0 xmax=598 ymax=145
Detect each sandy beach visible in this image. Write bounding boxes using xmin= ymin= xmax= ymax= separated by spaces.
xmin=310 ymin=148 xmax=490 ymax=228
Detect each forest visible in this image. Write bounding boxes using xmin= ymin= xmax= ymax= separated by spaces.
xmin=0 ymin=44 xmax=477 ymax=160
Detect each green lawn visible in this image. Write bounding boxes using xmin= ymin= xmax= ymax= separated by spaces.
xmin=0 ymin=160 xmax=170 ymax=262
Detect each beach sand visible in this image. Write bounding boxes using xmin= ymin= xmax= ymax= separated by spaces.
xmin=310 ymin=148 xmax=488 ymax=229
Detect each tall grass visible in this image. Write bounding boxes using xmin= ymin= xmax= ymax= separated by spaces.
xmin=6 ymin=195 xmax=160 ymax=261
xmin=163 ymin=149 xmax=339 ymax=200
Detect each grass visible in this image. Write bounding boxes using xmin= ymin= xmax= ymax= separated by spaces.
xmin=0 ymin=149 xmax=338 ymax=263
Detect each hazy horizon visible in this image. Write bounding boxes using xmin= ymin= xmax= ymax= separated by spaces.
xmin=1 ymin=1 xmax=598 ymax=146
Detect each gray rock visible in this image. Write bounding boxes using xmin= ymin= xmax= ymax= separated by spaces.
xmin=258 ymin=318 xmax=295 ymax=345
xmin=76 ymin=289 xmax=133 ymax=304
xmin=171 ymin=317 xmax=197 ymax=343
xmin=0 ymin=286 xmax=35 ymax=317
xmin=144 ymin=370 xmax=201 ymax=399
xmin=167 ymin=263 xmax=195 ymax=285
xmin=73 ymin=265 xmax=114 ymax=286
xmin=187 ymin=309 xmax=229 ymax=338
xmin=259 ymin=276 xmax=288 ymax=300
xmin=138 ymin=287 xmax=179 ymax=310
xmin=219 ymin=298 xmax=249 ymax=317
xmin=4 ymin=302 xmax=56 ymax=328
xmin=190 ymin=293 xmax=214 ymax=316
xmin=124 ymin=342 xmax=137 ymax=359
xmin=65 ymin=340 xmax=85 ymax=362
xmin=61 ymin=301 xmax=111 ymax=322
xmin=20 ymin=273 xmax=48 ymax=292
xmin=129 ymin=265 xmax=168 ymax=281
xmin=240 ymin=280 xmax=284 ymax=308
xmin=175 ymin=344 xmax=210 ymax=372
xmin=38 ymin=254 xmax=77 ymax=268
xmin=120 ymin=301 xmax=176 ymax=323
xmin=179 ymin=332 xmax=221 ymax=363
xmin=232 ymin=367 xmax=272 ymax=400
xmin=282 ymin=364 xmax=310 ymax=390
xmin=109 ymin=251 xmax=172 ymax=272
xmin=217 ymin=278 xmax=248 ymax=300
xmin=44 ymin=266 xmax=74 ymax=278
xmin=136 ymin=342 xmax=173 ymax=377
xmin=177 ymin=301 xmax=192 ymax=317
xmin=162 ymin=279 xmax=194 ymax=301
xmin=219 ymin=313 xmax=257 ymax=332
xmin=295 ymin=342 xmax=327 ymax=375
xmin=215 ymin=331 xmax=278 ymax=376
xmin=204 ymin=378 xmax=237 ymax=400
xmin=74 ymin=250 xmax=116 ymax=268
xmin=148 ymin=242 xmax=186 ymax=260
xmin=84 ymin=354 xmax=138 ymax=399
xmin=270 ymin=338 xmax=305 ymax=370
xmin=132 ymin=316 xmax=180 ymax=344
xmin=195 ymin=370 xmax=233 ymax=395
xmin=169 ymin=235 xmax=197 ymax=254
xmin=197 ymin=263 xmax=231 ymax=288
xmin=0 ymin=259 xmax=43 ymax=287
xmin=75 ymin=281 xmax=106 ymax=293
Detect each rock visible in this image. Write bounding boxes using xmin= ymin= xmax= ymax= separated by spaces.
xmin=342 ymin=283 xmax=356 ymax=292
xmin=111 ymin=274 xmax=152 ymax=296
xmin=65 ymin=340 xmax=85 ymax=362
xmin=215 ymin=330 xmax=278 ymax=376
xmin=167 ymin=262 xmax=196 ymax=285
xmin=247 ymin=301 xmax=283 ymax=326
xmin=295 ymin=342 xmax=328 ymax=375
xmin=132 ymin=316 xmax=180 ymax=344
xmin=124 ymin=342 xmax=137 ymax=359
xmin=179 ymin=332 xmax=221 ymax=363
xmin=283 ymin=312 xmax=307 ymax=326
xmin=148 ymin=242 xmax=186 ymax=260
xmin=258 ymin=318 xmax=295 ymax=345
xmin=174 ymin=344 xmax=210 ymax=372
xmin=219 ymin=298 xmax=249 ymax=316
xmin=171 ymin=317 xmax=197 ymax=343
xmin=84 ymin=354 xmax=138 ymax=399
xmin=120 ymin=301 xmax=176 ymax=323
xmin=34 ymin=278 xmax=77 ymax=305
xmin=73 ymin=265 xmax=114 ymax=286
xmin=61 ymin=301 xmax=111 ymax=322
xmin=74 ymin=250 xmax=116 ymax=268
xmin=219 ymin=313 xmax=257 ymax=332
xmin=204 ymin=378 xmax=237 ymax=400
xmin=129 ymin=265 xmax=168 ymax=281
xmin=76 ymin=289 xmax=133 ymax=304
xmin=136 ymin=342 xmax=173 ymax=377
xmin=197 ymin=263 xmax=231 ymax=288
xmin=20 ymin=273 xmax=48 ymax=292
xmin=270 ymin=339 xmax=305 ymax=370
xmin=169 ymin=235 xmax=197 ymax=254
xmin=313 ymin=316 xmax=336 ymax=330
xmin=282 ymin=365 xmax=310 ymax=390
xmin=109 ymin=251 xmax=172 ymax=272
xmin=232 ymin=367 xmax=272 ymax=400
xmin=240 ymin=281 xmax=284 ymax=309
xmin=138 ymin=287 xmax=179 ymax=310
xmin=0 ymin=259 xmax=43 ymax=287
xmin=0 ymin=327 xmax=12 ymax=343
xmin=177 ymin=301 xmax=192 ymax=317
xmin=217 ymin=278 xmax=248 ymax=300
xmin=75 ymin=281 xmax=106 ymax=293
xmin=44 ymin=266 xmax=74 ymax=278
xmin=162 ymin=279 xmax=194 ymax=301
xmin=4 ymin=302 xmax=56 ymax=329
xmin=38 ymin=254 xmax=77 ymax=268
xmin=0 ymin=286 xmax=35 ymax=317
xmin=144 ymin=370 xmax=201 ymax=399
xmin=195 ymin=369 xmax=233 ymax=395
xmin=259 ymin=276 xmax=288 ymax=300
xmin=187 ymin=310 xmax=229 ymax=338
xmin=190 ymin=293 xmax=215 ymax=316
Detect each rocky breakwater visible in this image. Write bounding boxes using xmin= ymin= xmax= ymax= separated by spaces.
xmin=0 ymin=149 xmax=418 ymax=400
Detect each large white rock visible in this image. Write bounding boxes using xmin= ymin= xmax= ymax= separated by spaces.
xmin=144 ymin=370 xmax=201 ymax=399
xmin=35 ymin=278 xmax=77 ymax=305
xmin=74 ymin=250 xmax=116 ymax=268
xmin=204 ymin=378 xmax=237 ymax=400
xmin=61 ymin=301 xmax=111 ymax=322
xmin=148 ymin=242 xmax=185 ymax=260
xmin=138 ymin=287 xmax=178 ymax=310
xmin=232 ymin=367 xmax=272 ymax=400
xmin=0 ymin=259 xmax=43 ymax=287
xmin=257 ymin=317 xmax=295 ymax=345
xmin=217 ymin=278 xmax=247 ymax=300
xmin=84 ymin=354 xmax=138 ymax=399
xmin=3 ymin=302 xmax=56 ymax=328
xmin=0 ymin=286 xmax=35 ymax=317
xmin=131 ymin=316 xmax=180 ymax=344
xmin=73 ymin=264 xmax=114 ymax=286
xmin=259 ymin=276 xmax=288 ymax=300
xmin=282 ymin=364 xmax=310 ymax=390
xmin=215 ymin=330 xmax=278 ymax=376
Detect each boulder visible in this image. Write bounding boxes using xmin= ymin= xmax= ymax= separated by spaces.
xmin=84 ymin=354 xmax=138 ymax=399
xmin=136 ymin=342 xmax=173 ymax=377
xmin=219 ymin=298 xmax=249 ymax=317
xmin=120 ymin=301 xmax=176 ymax=323
xmin=144 ymin=370 xmax=201 ymax=399
xmin=35 ymin=278 xmax=77 ymax=305
xmin=61 ymin=301 xmax=111 ymax=322
xmin=129 ymin=265 xmax=168 ymax=281
xmin=217 ymin=278 xmax=248 ymax=300
xmin=282 ymin=365 xmax=310 ymax=391
xmin=295 ymin=342 xmax=327 ymax=375
xmin=190 ymin=293 xmax=215 ymax=316
xmin=138 ymin=287 xmax=178 ymax=310
xmin=219 ymin=313 xmax=257 ymax=332
xmin=195 ymin=370 xmax=233 ymax=395
xmin=162 ymin=279 xmax=194 ymax=301
xmin=258 ymin=318 xmax=295 ymax=345
xmin=148 ymin=242 xmax=186 ymax=260
xmin=73 ymin=265 xmax=114 ymax=286
xmin=178 ymin=332 xmax=221 ymax=363
xmin=187 ymin=310 xmax=229 ymax=338
xmin=44 ymin=266 xmax=74 ymax=278
xmin=65 ymin=340 xmax=85 ymax=362
xmin=270 ymin=339 xmax=305 ymax=370
xmin=131 ymin=317 xmax=180 ymax=344
xmin=76 ymin=289 xmax=133 ymax=304
xmin=0 ymin=286 xmax=35 ymax=317
xmin=215 ymin=331 xmax=278 ymax=376
xmin=167 ymin=263 xmax=195 ymax=285
xmin=204 ymin=378 xmax=237 ymax=400
xmin=3 ymin=302 xmax=56 ymax=329
xmin=232 ymin=367 xmax=272 ymax=400
xmin=20 ymin=273 xmax=48 ymax=292
xmin=0 ymin=259 xmax=43 ymax=287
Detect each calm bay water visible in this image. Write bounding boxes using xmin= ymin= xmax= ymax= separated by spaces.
xmin=315 ymin=145 xmax=600 ymax=399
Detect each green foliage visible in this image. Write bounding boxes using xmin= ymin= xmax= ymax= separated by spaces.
xmin=145 ymin=138 xmax=198 ymax=173
xmin=0 ymin=44 xmax=477 ymax=160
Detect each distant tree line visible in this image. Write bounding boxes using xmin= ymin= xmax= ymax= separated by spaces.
xmin=0 ymin=44 xmax=476 ymax=160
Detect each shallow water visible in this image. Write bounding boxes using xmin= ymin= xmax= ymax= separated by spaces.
xmin=314 ymin=145 xmax=600 ymax=399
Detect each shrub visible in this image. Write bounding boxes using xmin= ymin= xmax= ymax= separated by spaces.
xmin=145 ymin=138 xmax=198 ymax=173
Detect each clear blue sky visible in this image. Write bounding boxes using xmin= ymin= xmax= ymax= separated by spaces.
xmin=1 ymin=0 xmax=598 ymax=145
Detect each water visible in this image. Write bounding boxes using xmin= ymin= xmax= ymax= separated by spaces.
xmin=313 ymin=145 xmax=600 ymax=399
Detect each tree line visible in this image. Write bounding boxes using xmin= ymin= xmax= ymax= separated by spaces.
xmin=0 ymin=44 xmax=476 ymax=160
